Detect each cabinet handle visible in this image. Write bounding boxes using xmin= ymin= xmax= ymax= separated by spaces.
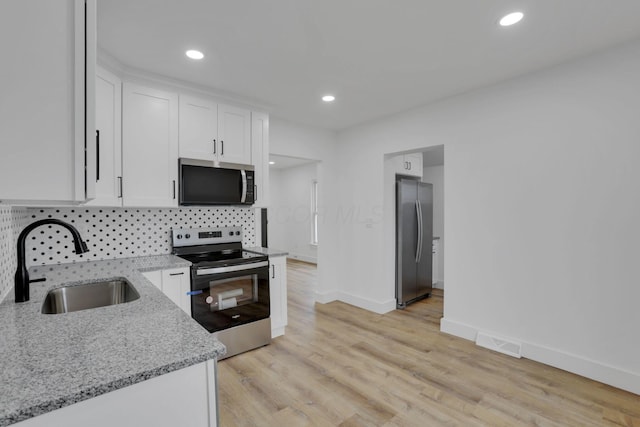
xmin=404 ymin=161 xmax=408 ymax=170
xmin=170 ymin=272 xmax=184 ymax=276
xmin=96 ymin=130 xmax=100 ymax=181
xmin=117 ymin=176 xmax=123 ymax=198
xmin=221 ymin=140 xmax=224 ymax=156
xmin=271 ymin=264 xmax=275 ymax=279
xmin=172 ymin=180 xmax=176 ymax=199
xmin=408 ymin=161 xmax=411 ymax=171
xmin=213 ymin=139 xmax=216 ymax=154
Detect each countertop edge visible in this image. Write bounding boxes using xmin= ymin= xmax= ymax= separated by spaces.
xmin=1 ymin=352 xmax=218 ymax=426
xmin=245 ymin=246 xmax=289 ymax=257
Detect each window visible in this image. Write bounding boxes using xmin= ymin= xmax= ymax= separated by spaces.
xmin=311 ymin=180 xmax=318 ymax=245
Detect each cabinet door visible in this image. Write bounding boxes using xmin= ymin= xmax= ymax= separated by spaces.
xmin=13 ymin=361 xmax=217 ymax=427
xmin=142 ymin=270 xmax=162 ymax=290
xmin=161 ymin=268 xmax=190 ymax=315
xmin=251 ymin=112 xmax=269 ymax=207
xmin=404 ymin=153 xmax=423 ymax=177
xmin=269 ymin=256 xmax=287 ymax=337
xmin=217 ymin=104 xmax=251 ymax=165
xmin=86 ymin=67 xmax=122 ymax=207
xmin=122 ymin=83 xmax=179 ymax=207
xmin=0 ymin=0 xmax=95 ymax=203
xmin=393 ymin=153 xmax=423 ymax=178
xmin=179 ymin=95 xmax=217 ymax=161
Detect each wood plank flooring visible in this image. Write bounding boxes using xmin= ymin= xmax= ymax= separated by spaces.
xmin=218 ymin=260 xmax=640 ymax=426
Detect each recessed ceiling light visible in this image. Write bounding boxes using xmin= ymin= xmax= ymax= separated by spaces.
xmin=269 ymin=161 xmax=275 ymax=165
xmin=322 ymin=95 xmax=336 ymax=102
xmin=499 ymin=12 xmax=524 ymax=27
xmin=185 ymin=50 xmax=204 ymax=60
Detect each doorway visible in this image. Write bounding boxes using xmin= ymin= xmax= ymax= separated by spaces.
xmin=268 ymin=154 xmax=320 ymax=265
xmin=383 ymin=145 xmax=444 ymax=309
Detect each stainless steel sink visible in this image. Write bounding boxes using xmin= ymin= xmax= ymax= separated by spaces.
xmin=41 ymin=279 xmax=140 ymax=314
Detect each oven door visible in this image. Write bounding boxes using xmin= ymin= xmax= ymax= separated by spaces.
xmin=189 ymin=261 xmax=269 ymax=333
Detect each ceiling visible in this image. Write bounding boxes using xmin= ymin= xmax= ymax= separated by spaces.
xmin=98 ymin=1 xmax=640 ymax=131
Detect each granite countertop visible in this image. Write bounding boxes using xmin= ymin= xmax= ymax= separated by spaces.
xmin=245 ymin=246 xmax=289 ymax=257
xmin=0 ymin=255 xmax=226 ymax=426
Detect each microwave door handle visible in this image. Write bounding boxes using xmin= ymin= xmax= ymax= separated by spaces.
xmin=240 ymin=169 xmax=247 ymax=203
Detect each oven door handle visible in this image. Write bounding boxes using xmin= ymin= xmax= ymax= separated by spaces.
xmin=195 ymin=261 xmax=269 ymax=276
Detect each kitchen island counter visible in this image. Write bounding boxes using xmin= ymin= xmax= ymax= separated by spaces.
xmin=0 ymin=255 xmax=225 ymax=426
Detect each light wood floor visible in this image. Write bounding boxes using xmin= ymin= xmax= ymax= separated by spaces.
xmin=218 ymin=260 xmax=640 ymax=426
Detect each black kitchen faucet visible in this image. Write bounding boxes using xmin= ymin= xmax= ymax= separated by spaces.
xmin=14 ymin=219 xmax=89 ymax=303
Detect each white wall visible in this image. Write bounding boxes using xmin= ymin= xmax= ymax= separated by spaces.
xmin=422 ymin=165 xmax=444 ymax=287
xmin=326 ymin=40 xmax=640 ymax=394
xmin=269 ymin=163 xmax=318 ymax=263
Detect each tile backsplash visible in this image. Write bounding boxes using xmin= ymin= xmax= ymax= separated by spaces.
xmin=0 ymin=207 xmax=27 ymax=302
xmin=0 ymin=206 xmax=255 ymax=301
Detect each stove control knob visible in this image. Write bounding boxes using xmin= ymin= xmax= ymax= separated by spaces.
xmin=185 ymin=233 xmax=191 ymax=239
xmin=176 ymin=234 xmax=183 ymax=239
xmin=236 ymin=231 xmax=240 ymax=236
xmin=229 ymin=231 xmax=234 ymax=236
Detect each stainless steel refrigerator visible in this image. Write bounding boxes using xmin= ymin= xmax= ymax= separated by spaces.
xmin=396 ymin=178 xmax=433 ymax=308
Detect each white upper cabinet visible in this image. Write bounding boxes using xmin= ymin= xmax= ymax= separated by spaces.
xmin=86 ymin=67 xmax=122 ymax=207
xmin=251 ymin=112 xmax=269 ymax=207
xmin=394 ymin=152 xmax=423 ymax=178
xmin=0 ymin=0 xmax=96 ymax=203
xmin=179 ymin=97 xmax=251 ymax=166
xmin=122 ymin=83 xmax=179 ymax=207
xmin=179 ymin=96 xmax=218 ymax=161
xmin=217 ymin=104 xmax=252 ymax=165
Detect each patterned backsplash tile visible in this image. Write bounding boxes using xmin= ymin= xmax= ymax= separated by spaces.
xmin=22 ymin=207 xmax=256 ymax=266
xmin=0 ymin=206 xmax=256 ymax=303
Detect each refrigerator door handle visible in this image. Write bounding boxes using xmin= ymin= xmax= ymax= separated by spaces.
xmin=415 ymin=200 xmax=421 ymax=263
xmin=417 ymin=199 xmax=424 ymax=263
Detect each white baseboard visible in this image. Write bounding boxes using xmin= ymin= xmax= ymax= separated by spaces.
xmin=286 ymin=253 xmax=317 ymax=264
xmin=522 ymin=341 xmax=640 ymax=396
xmin=440 ymin=318 xmax=478 ymax=341
xmin=440 ymin=317 xmax=640 ymax=396
xmin=314 ymin=291 xmax=396 ymax=314
xmin=433 ymin=280 xmax=444 ymax=290
xmin=338 ymin=292 xmax=396 ymax=314
xmin=315 ymin=290 xmax=340 ymax=304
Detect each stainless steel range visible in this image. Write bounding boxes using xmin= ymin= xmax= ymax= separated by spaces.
xmin=172 ymin=226 xmax=271 ymax=359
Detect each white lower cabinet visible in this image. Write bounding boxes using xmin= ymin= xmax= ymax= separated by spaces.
xmin=142 ymin=267 xmax=191 ymax=316
xmin=269 ymin=255 xmax=287 ymax=338
xmin=14 ymin=360 xmax=218 ymax=427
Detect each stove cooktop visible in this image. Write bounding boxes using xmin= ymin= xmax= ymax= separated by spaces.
xmin=178 ymin=250 xmax=264 ymax=264
xmin=171 ymin=226 xmax=267 ymax=269
xmin=177 ymin=249 xmax=267 ymax=269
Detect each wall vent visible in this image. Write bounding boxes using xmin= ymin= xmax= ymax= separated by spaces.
xmin=476 ymin=331 xmax=522 ymax=358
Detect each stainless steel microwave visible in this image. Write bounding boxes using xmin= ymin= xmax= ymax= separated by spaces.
xmin=178 ymin=159 xmax=255 ymax=206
